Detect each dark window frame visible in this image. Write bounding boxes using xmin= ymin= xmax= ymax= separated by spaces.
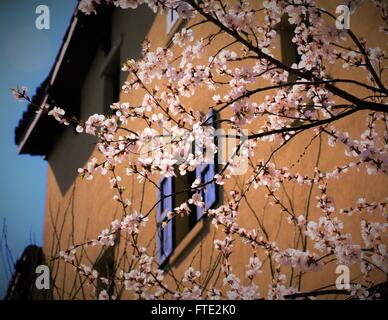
xmin=156 ymin=110 xmax=220 ymax=266
xmin=157 ymin=176 xmax=174 ymax=265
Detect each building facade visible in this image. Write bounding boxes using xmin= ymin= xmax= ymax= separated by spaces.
xmin=15 ymin=1 xmax=387 ymax=299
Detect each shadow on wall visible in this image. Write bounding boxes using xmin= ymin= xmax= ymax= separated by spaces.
xmin=48 ymin=130 xmax=96 ymax=196
xmin=46 ymin=5 xmax=156 ymax=196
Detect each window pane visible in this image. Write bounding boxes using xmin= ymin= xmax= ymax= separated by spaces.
xmin=157 ymin=177 xmax=174 ymax=264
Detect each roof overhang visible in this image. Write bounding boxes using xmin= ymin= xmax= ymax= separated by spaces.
xmin=15 ymin=4 xmax=113 ymax=157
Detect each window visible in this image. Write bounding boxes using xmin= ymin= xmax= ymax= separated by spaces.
xmin=276 ymin=14 xmax=300 ymax=82
xmin=195 ymin=110 xmax=219 ymax=220
xmin=196 ymin=162 xmax=217 ymax=219
xmin=94 ymin=245 xmax=115 ymax=298
xmin=103 ymin=47 xmax=121 ymax=113
xmin=166 ymin=7 xmax=180 ymax=34
xmin=277 ymin=15 xmax=314 ymax=127
xmin=157 ymin=177 xmax=174 ymax=264
xmin=100 ymin=37 xmax=122 ymax=114
xmin=156 ymin=110 xmax=220 ymax=266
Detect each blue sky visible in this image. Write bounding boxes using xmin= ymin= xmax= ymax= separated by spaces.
xmin=0 ymin=0 xmax=77 ymax=298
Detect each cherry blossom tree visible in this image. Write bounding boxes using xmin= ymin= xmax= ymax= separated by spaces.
xmin=14 ymin=0 xmax=387 ymax=300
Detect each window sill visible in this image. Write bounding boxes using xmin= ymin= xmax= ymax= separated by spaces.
xmin=168 ymin=217 xmax=209 ymax=268
xmin=166 ymin=19 xmax=187 ymax=48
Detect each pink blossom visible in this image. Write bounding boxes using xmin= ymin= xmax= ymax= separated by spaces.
xmin=48 ymin=107 xmax=69 ymax=125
